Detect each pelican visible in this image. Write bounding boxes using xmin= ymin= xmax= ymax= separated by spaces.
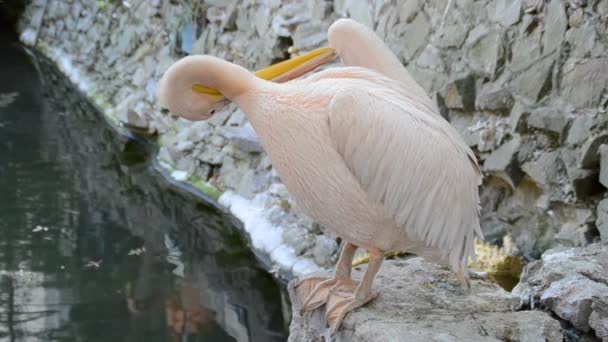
xmin=157 ymin=19 xmax=483 ymax=333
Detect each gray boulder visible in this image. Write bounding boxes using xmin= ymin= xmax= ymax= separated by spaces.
xmin=597 ymin=199 xmax=608 ymax=241
xmin=513 ymin=243 xmax=608 ymax=340
xmin=288 ymin=258 xmax=563 ymax=342
xmin=484 ymin=134 xmax=523 ymax=187
xmin=220 ymin=123 xmax=265 ymax=153
xmin=476 ymin=88 xmax=515 ymax=115
xmin=580 ymin=134 xmax=608 ymax=169
xmin=527 ymin=107 xmax=569 ymax=136
xmin=601 ymin=145 xmax=608 ymax=188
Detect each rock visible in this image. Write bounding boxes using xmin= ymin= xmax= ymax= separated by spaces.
xmin=282 ymin=225 xmax=314 ymax=255
xmin=601 ymin=145 xmax=608 ymax=188
xmin=561 ymin=58 xmax=608 ymax=108
xmin=476 ymin=88 xmax=514 ymax=115
xmin=269 ymin=182 xmax=289 ymax=198
xmin=513 ymin=243 xmax=608 ymax=339
xmin=432 ymin=7 xmax=470 ymax=48
xmin=311 ymin=235 xmax=337 ymax=267
xmin=542 ymin=0 xmax=567 ymax=53
xmin=597 ymin=199 xmax=608 ymax=241
xmin=465 ymin=26 xmax=504 ymax=77
xmin=340 ymin=0 xmax=373 ymax=28
xmin=237 ymin=169 xmax=256 ymax=198
xmin=565 ymin=22 xmax=596 ymax=58
xmin=218 ymin=155 xmax=250 ymax=190
xmin=522 ymin=150 xmax=560 ymax=186
xmin=407 ymin=64 xmax=448 ymax=94
xmin=509 ymin=24 xmax=543 ymax=73
xmin=484 ymin=134 xmax=523 ymax=187
xmin=393 ymin=13 xmax=430 ymax=61
xmin=220 ymin=123 xmax=264 ymax=153
xmin=445 ymin=75 xmax=475 ymax=112
xmin=590 ymin=296 xmax=608 ymax=341
xmin=561 ymin=148 xmax=602 ymax=198
xmin=554 ymin=207 xmax=596 ymax=248
xmin=541 ymin=274 xmax=607 ymax=332
xmin=568 ymin=7 xmax=585 ymax=27
xmin=580 ymin=134 xmax=608 ymax=169
xmin=288 ymin=258 xmax=563 ymax=341
xmin=509 ymin=101 xmax=529 ymax=132
xmin=271 ymin=3 xmax=308 ymax=37
xmin=414 ymin=44 xmax=443 ymax=70
xmin=399 ymin=0 xmax=420 ymax=23
xmin=527 ymin=107 xmax=569 ymax=136
xmin=489 ymin=0 xmax=522 ymax=27
xmin=197 ymin=145 xmax=224 ymax=165
xmin=567 ymin=113 xmax=599 ymax=146
xmin=511 ymin=57 xmax=554 ymax=101
xmin=292 ymin=21 xmax=330 ymax=50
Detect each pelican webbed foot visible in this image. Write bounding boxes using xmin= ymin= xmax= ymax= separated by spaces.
xmin=325 ymin=286 xmax=378 ymax=334
xmin=295 ymin=242 xmax=359 ymax=313
xmin=325 ymin=248 xmax=384 ymax=334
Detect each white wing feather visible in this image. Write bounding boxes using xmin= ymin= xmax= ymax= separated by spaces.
xmin=328 ymin=86 xmax=483 ymax=275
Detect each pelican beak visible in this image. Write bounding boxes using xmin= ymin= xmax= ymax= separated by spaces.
xmin=254 ymin=47 xmax=337 ymax=83
xmin=192 ymin=47 xmax=336 ymax=97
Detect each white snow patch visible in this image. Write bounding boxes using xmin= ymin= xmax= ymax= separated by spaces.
xmin=219 ymin=191 xmax=323 ymax=276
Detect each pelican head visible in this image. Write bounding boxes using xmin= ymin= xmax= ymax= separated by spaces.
xmin=157 ymin=48 xmax=336 ymax=121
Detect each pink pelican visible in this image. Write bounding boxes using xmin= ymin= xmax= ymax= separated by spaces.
xmin=157 ymin=18 xmax=482 ymax=333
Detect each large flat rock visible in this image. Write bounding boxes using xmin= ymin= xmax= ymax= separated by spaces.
xmin=288 ymin=258 xmax=563 ymax=341
xmin=513 ymin=242 xmax=608 ymax=340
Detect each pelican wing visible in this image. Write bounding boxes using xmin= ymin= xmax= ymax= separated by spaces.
xmin=328 ymin=86 xmax=483 ymax=272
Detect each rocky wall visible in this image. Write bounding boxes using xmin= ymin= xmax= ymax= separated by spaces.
xmin=18 ymin=0 xmax=608 ymax=275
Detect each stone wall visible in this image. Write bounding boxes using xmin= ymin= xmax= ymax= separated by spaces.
xmin=18 ymin=0 xmax=608 ymax=273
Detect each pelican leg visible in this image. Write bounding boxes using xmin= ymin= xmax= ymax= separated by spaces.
xmin=325 ymin=248 xmax=383 ymax=334
xmin=295 ymin=242 xmax=358 ymax=312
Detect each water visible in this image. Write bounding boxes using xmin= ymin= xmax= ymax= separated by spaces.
xmin=0 ymin=29 xmax=288 ymax=341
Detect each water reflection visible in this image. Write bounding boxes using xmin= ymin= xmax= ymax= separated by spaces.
xmin=0 ymin=30 xmax=287 ymax=341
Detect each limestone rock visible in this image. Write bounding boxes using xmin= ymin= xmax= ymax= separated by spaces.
xmin=580 ymin=134 xmax=608 ymax=169
xmin=542 ymin=0 xmax=567 ymax=53
xmin=522 ymin=150 xmax=560 ymax=187
xmin=476 ymin=88 xmax=514 ymax=115
xmin=601 ymin=145 xmax=608 ymax=188
xmin=513 ymin=243 xmax=608 ymax=340
xmin=565 ymin=22 xmax=596 ymax=58
xmin=489 ymin=0 xmax=522 ymax=27
xmin=597 ymin=199 xmax=608 ymax=241
xmin=484 ymin=135 xmax=523 ymax=187
xmin=561 ymin=148 xmax=602 ymax=198
xmin=465 ymin=26 xmax=504 ymax=77
xmin=509 ymin=101 xmax=529 ymax=132
xmin=509 ymin=24 xmax=543 ymax=73
xmin=292 ymin=21 xmax=330 ymax=50
xmin=311 ymin=235 xmax=338 ymax=267
xmin=445 ymin=75 xmax=476 ymax=111
xmin=567 ymin=113 xmax=600 ymax=146
xmin=220 ymin=123 xmax=264 ymax=154
xmin=561 ymin=58 xmax=608 ymax=108
xmin=399 ymin=0 xmax=420 ymax=23
xmin=288 ymin=259 xmax=563 ymax=342
xmin=432 ymin=6 xmax=470 ymax=48
xmin=554 ymin=207 xmax=596 ymax=248
xmin=527 ymin=107 xmax=569 ymax=136
xmin=338 ymin=0 xmax=373 ymax=28
xmin=392 ymin=12 xmax=430 ymax=61
xmin=511 ymin=57 xmax=554 ymax=101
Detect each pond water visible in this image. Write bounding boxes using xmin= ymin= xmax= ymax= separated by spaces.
xmin=0 ymin=28 xmax=288 ymax=341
